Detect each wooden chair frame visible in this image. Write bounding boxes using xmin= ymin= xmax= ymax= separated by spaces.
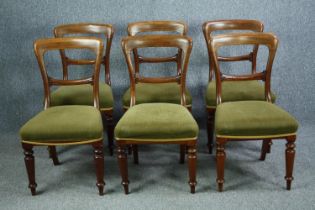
xmin=210 ymin=32 xmax=296 ymax=191
xmin=126 ymin=20 xmax=189 ymax=160
xmin=22 ymin=37 xmax=105 ymax=195
xmin=54 ymin=23 xmax=115 ymax=155
xmin=202 ymin=20 xmax=264 ymax=154
xmin=117 ymin=35 xmax=197 ymax=194
xmin=126 ymin=20 xmax=188 ymax=106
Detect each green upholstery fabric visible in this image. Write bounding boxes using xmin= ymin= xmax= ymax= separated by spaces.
xmin=20 ymin=106 xmax=103 ymax=142
xmin=115 ymin=103 xmax=198 ymax=140
xmin=206 ymin=80 xmax=276 ymax=107
xmin=122 ymin=83 xmax=192 ymax=107
xmin=215 ymin=101 xmax=298 ymax=137
xmin=50 ymin=83 xmax=113 ymax=109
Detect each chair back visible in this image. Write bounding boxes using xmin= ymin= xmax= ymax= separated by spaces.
xmin=128 ymin=21 xmax=187 ymax=75
xmin=121 ymin=35 xmax=193 ymax=107
xmin=33 ymin=37 xmax=104 ymax=109
xmin=54 ymin=23 xmax=114 ymax=84
xmin=203 ymin=20 xmax=264 ymax=80
xmin=210 ymin=32 xmax=278 ymax=105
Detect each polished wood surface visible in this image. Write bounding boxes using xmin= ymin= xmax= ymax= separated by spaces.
xmin=211 ymin=32 xmax=278 ymax=105
xmin=117 ymin=146 xmax=129 ymax=194
xmin=54 ymin=23 xmax=114 ymax=84
xmin=92 ymin=142 xmax=106 ymax=195
xmin=202 ymin=20 xmax=264 ymax=154
xmin=22 ymin=143 xmax=37 ymax=196
xmin=260 ymin=139 xmax=272 ymax=161
xmin=187 ymin=145 xmax=197 ymax=193
xmin=203 ymin=19 xmax=264 ymax=81
xmin=128 ymin=21 xmax=187 ymax=76
xmin=22 ymin=37 xmax=105 ymax=195
xmin=48 ymin=146 xmax=60 ymax=165
xmin=121 ymin=35 xmax=192 ymax=107
xmin=54 ymin=23 xmax=115 ymax=155
xmin=285 ymin=135 xmax=296 ymax=190
xmin=34 ymin=37 xmax=104 ymax=109
xmin=117 ymin=34 xmax=196 ymax=194
xmin=128 ymin=20 xmax=187 ymax=36
xmin=210 ymin=32 xmax=296 ymax=191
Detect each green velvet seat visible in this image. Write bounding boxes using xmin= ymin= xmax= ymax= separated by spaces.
xmin=122 ymin=83 xmax=192 ymax=108
xmin=115 ymin=103 xmax=198 ymax=141
xmin=50 ymin=83 xmax=114 ymax=110
xmin=20 ymin=105 xmax=103 ymax=143
xmin=215 ymin=101 xmax=298 ymax=138
xmin=206 ymin=80 xmax=276 ymax=107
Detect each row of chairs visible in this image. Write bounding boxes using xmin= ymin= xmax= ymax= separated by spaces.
xmin=20 ymin=20 xmax=298 ymax=195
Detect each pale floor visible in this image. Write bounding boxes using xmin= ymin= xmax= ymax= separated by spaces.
xmin=0 ymin=125 xmax=314 ymax=210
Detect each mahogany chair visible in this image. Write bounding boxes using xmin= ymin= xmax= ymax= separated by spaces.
xmin=20 ymin=37 xmax=105 ymax=195
xmin=125 ymin=20 xmax=191 ymax=160
xmin=123 ymin=21 xmax=191 ymax=109
xmin=53 ymin=23 xmax=115 ymax=155
xmin=210 ymin=33 xmax=298 ymax=191
xmin=116 ymin=35 xmax=198 ymax=194
xmin=202 ymin=20 xmax=276 ymax=154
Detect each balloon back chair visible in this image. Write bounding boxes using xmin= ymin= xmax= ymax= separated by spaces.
xmin=123 ymin=20 xmax=191 ymax=109
xmin=125 ymin=21 xmax=191 ymax=161
xmin=115 ymin=35 xmax=198 ymax=194
xmin=20 ymin=37 xmax=105 ymax=195
xmin=203 ymin=20 xmax=276 ymax=154
xmin=210 ymin=32 xmax=298 ymax=191
xmin=53 ymin=23 xmax=115 ymax=155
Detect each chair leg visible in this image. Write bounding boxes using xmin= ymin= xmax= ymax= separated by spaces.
xmin=48 ymin=146 xmax=60 ymax=165
xmin=92 ymin=142 xmax=105 ymax=195
xmin=216 ymin=138 xmax=226 ymax=192
xmin=187 ymin=144 xmax=197 ymax=193
xmin=179 ymin=145 xmax=185 ymax=164
xmin=267 ymin=140 xmax=272 ymax=153
xmin=117 ymin=145 xmax=129 ymax=194
xmin=22 ymin=143 xmax=37 ymax=196
xmin=285 ymin=136 xmax=296 ymax=190
xmin=128 ymin=145 xmax=132 ymax=155
xmin=260 ymin=139 xmax=271 ymax=161
xmin=132 ymin=145 xmax=139 ymax=164
xmin=207 ymin=110 xmax=215 ymax=154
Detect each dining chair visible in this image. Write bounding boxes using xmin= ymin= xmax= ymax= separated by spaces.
xmin=115 ymin=35 xmax=198 ymax=194
xmin=53 ymin=23 xmax=115 ymax=155
xmin=125 ymin=20 xmax=191 ymax=161
xmin=123 ymin=20 xmax=190 ymax=108
xmin=20 ymin=37 xmax=105 ymax=195
xmin=202 ymin=20 xmax=276 ymax=154
xmin=210 ymin=32 xmax=298 ymax=191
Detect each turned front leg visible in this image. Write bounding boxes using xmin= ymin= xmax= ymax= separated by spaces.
xmin=22 ymin=143 xmax=37 ymax=196
xmin=117 ymin=145 xmax=129 ymax=194
xmin=187 ymin=144 xmax=197 ymax=193
xmin=92 ymin=142 xmax=105 ymax=195
xmin=285 ymin=136 xmax=296 ymax=190
xmin=216 ymin=138 xmax=226 ymax=192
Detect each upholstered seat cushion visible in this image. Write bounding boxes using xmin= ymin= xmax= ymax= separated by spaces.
xmin=115 ymin=103 xmax=198 ymax=141
xmin=215 ymin=101 xmax=298 ymax=138
xmin=206 ymin=80 xmax=276 ymax=107
xmin=20 ymin=105 xmax=103 ymax=143
xmin=50 ymin=83 xmax=113 ymax=110
xmin=122 ymin=83 xmax=192 ymax=108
